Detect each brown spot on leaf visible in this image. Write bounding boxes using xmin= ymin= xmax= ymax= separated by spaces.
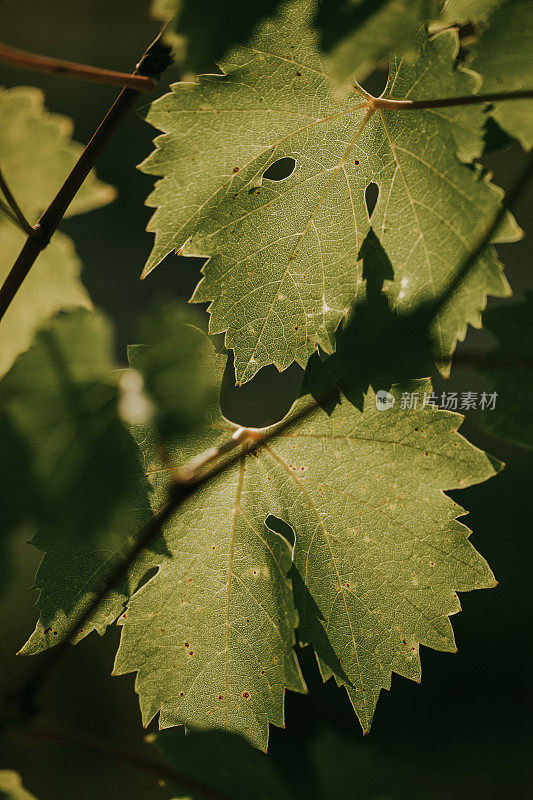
xmin=242 ymin=691 xmax=250 ymax=700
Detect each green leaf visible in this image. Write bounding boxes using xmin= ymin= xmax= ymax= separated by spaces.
xmin=0 ymin=229 xmax=92 ymax=379
xmin=7 ymin=309 xmax=152 ymax=653
xmin=470 ymin=0 xmax=533 ymax=150
xmin=0 ymin=771 xmax=38 ymax=800
xmin=141 ymin=1 xmax=520 ymax=385
xmin=23 ymin=313 xmax=499 ymax=740
xmin=315 ymin=0 xmax=443 ymax=86
xmin=130 ymin=303 xmax=221 ymax=442
xmin=154 ymin=729 xmax=292 ymax=799
xmin=271 ymin=379 xmax=497 ymax=733
xmin=116 ymin=335 xmax=496 ymax=742
xmin=115 ymin=343 xmax=306 ymax=751
xmin=151 ymin=0 xmax=285 ymax=75
xmin=478 ymin=292 xmax=533 ymax=449
xmin=0 ymin=86 xmax=115 ymax=377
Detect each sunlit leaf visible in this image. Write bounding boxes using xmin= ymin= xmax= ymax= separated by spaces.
xmin=0 ymin=86 xmax=115 ymax=377
xmin=141 ymin=1 xmax=520 ymax=384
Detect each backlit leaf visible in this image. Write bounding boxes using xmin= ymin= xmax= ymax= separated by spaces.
xmin=141 ymin=0 xmax=520 ymax=384
xmin=0 ymin=86 xmax=114 ymax=377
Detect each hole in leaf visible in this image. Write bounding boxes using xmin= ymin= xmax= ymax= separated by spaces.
xmin=263 ymin=157 xmax=296 ymax=181
xmin=221 ymin=353 xmax=303 ymax=428
xmin=365 ymin=181 xmax=379 ymax=219
xmin=359 ymin=68 xmax=388 ymax=98
xmin=266 ymin=514 xmax=296 ymax=549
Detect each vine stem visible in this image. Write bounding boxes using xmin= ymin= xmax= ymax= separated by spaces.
xmin=0 ymin=29 xmax=172 ymax=324
xmin=367 ymin=87 xmax=533 ymax=111
xmin=17 ymin=724 xmax=233 ymax=800
xmin=0 ymin=42 xmax=156 ymax=92
xmin=0 ymin=166 xmax=35 ymax=237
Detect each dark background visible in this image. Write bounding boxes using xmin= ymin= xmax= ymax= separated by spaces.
xmin=0 ymin=2 xmax=532 ymax=798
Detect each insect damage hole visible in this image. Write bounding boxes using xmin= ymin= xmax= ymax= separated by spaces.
xmin=365 ymin=181 xmax=379 ymax=220
xmin=262 ymin=157 xmax=296 ymax=182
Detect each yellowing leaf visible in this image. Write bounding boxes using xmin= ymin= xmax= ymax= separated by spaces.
xmin=141 ymin=0 xmax=520 ymax=384
xmin=0 ymin=86 xmax=115 ymax=377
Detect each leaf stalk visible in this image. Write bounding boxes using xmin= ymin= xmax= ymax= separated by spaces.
xmin=367 ymin=88 xmax=533 ymax=111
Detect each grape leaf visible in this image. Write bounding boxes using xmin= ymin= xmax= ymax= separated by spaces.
xmin=130 ymin=302 xmax=221 ymax=441
xmin=21 ymin=309 xmax=499 ymax=740
xmin=113 ymin=326 xmax=496 ymax=743
xmin=478 ymin=293 xmax=533 ymax=449
xmin=20 ymin=306 xmax=234 ymax=654
xmin=155 ymin=729 xmax=292 ymax=799
xmin=0 ymin=772 xmax=38 ymax=800
xmin=314 ymin=0 xmax=443 ymax=86
xmin=0 ymin=86 xmax=115 ymax=377
xmin=470 ymin=0 xmax=533 ymax=150
xmin=115 ymin=346 xmax=306 ymax=751
xmin=6 ymin=309 xmax=153 ymax=654
xmin=141 ymin=0 xmax=520 ymax=385
xmin=151 ymin=0 xmax=285 ymax=75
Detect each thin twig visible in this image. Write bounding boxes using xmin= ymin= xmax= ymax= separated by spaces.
xmin=0 ymin=30 xmax=172 ymax=324
xmin=368 ymin=87 xmax=533 ymax=111
xmin=17 ymin=725 xmax=232 ymax=800
xmin=0 ymin=166 xmax=35 ymax=237
xmin=0 ymin=42 xmax=156 ymax=92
